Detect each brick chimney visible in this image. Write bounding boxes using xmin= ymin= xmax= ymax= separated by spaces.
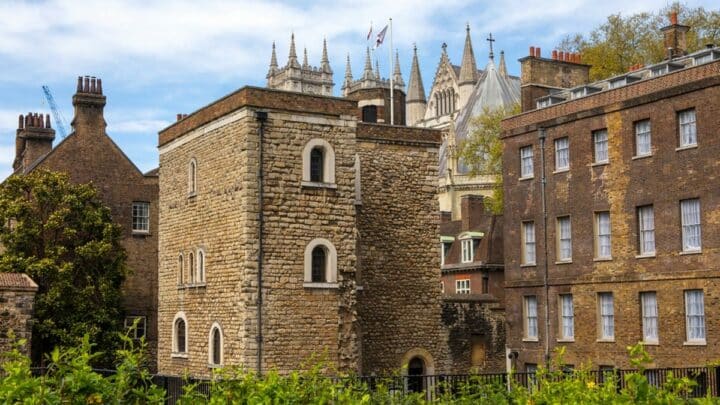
xmin=518 ymin=46 xmax=591 ymax=112
xmin=71 ymin=76 xmax=107 ymax=136
xmin=460 ymin=194 xmax=487 ymax=231
xmin=661 ymin=10 xmax=690 ymax=59
xmin=13 ymin=113 xmax=55 ymax=173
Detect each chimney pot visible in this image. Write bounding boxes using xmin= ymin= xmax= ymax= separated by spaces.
xmin=670 ymin=10 xmax=678 ymax=25
xmin=77 ymin=76 xmax=83 ymax=92
xmin=25 ymin=113 xmax=30 ymax=128
xmin=90 ymin=77 xmax=96 ymax=93
xmin=535 ymin=47 xmax=541 ymax=58
xmin=46 ymin=114 xmax=51 ymax=128
xmin=176 ymin=114 xmax=182 ymax=121
xmin=18 ymin=114 xmax=23 ymax=130
xmin=529 ymin=46 xmax=535 ymax=57
xmin=565 ymin=52 xmax=571 ymax=62
xmin=552 ymin=50 xmax=558 ymax=59
xmin=84 ymin=76 xmax=90 ymax=93
xmin=97 ymin=78 xmax=102 ymax=94
xmin=39 ymin=114 xmax=44 ymax=128
xmin=558 ymin=51 xmax=564 ymax=61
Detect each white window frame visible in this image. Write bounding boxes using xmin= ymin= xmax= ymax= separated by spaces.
xmin=519 ymin=146 xmax=534 ymax=179
xmin=208 ymin=322 xmax=224 ymax=367
xmin=559 ymin=294 xmax=574 ymax=340
xmin=684 ymin=290 xmax=706 ymax=344
xmin=302 ymin=139 xmax=336 ymax=186
xmin=440 ymin=242 xmax=452 ymax=266
xmin=638 ymin=205 xmax=655 ymax=256
xmin=634 ymin=120 xmax=652 ymax=157
xmin=593 ymin=129 xmax=608 ymax=163
xmin=461 ymin=239 xmax=474 ymax=263
xmin=524 ymin=296 xmax=538 ymax=340
xmin=554 ymin=137 xmax=569 ymax=171
xmin=640 ymin=292 xmax=659 ymax=344
xmin=556 ymin=216 xmax=572 ymax=262
xmin=680 ymin=199 xmax=701 ymax=252
xmin=455 ymin=279 xmax=471 ymax=294
xmin=188 ymin=158 xmax=197 ymax=196
xmin=598 ymin=292 xmax=614 ymax=340
xmin=594 ymin=212 xmax=611 ymax=259
xmin=678 ymin=109 xmax=697 ymax=148
xmin=521 ymin=221 xmax=536 ymax=265
xmin=303 ymin=238 xmax=338 ymax=288
xmin=131 ymin=201 xmax=150 ymax=234
xmin=171 ymin=311 xmax=188 ymax=358
xmin=124 ymin=315 xmax=147 ymax=339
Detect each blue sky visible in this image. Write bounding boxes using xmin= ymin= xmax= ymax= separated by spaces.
xmin=1 ymin=0 xmax=717 ymax=179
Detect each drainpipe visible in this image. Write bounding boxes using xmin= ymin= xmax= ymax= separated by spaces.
xmin=255 ymin=110 xmax=268 ymax=375
xmin=538 ymin=127 xmax=550 ymax=368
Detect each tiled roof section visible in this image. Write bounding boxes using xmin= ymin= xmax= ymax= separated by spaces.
xmin=159 ymin=86 xmax=358 ymax=146
xmin=0 ymin=273 xmax=38 ymax=291
xmin=356 ymin=122 xmax=442 ymax=146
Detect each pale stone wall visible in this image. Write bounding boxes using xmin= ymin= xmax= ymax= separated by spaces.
xmin=0 ymin=274 xmax=37 ymax=358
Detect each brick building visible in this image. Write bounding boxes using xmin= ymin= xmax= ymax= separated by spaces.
xmin=11 ymin=76 xmax=159 ymax=367
xmin=156 ymin=86 xmax=449 ymax=376
xmin=501 ymin=15 xmax=720 ymax=371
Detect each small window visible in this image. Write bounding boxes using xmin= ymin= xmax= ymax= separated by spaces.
xmin=197 ymin=249 xmax=206 ymax=283
xmin=132 ymin=202 xmax=150 ymax=233
xmin=598 ymin=292 xmax=614 ymax=340
xmin=685 ymin=290 xmax=705 ymax=343
xmin=595 ymin=212 xmax=611 ymax=259
xmin=304 ymin=238 xmax=337 ymax=286
xmin=310 ymin=147 xmax=324 ymax=182
xmin=361 ymin=105 xmax=378 ymax=123
xmin=178 ymin=254 xmax=184 ymax=285
xmin=189 ymin=252 xmax=195 ymax=283
xmin=554 ymin=137 xmax=569 ymax=171
xmin=592 ymin=129 xmax=608 ymax=163
xmin=680 ymin=199 xmax=701 ymax=252
xmin=481 ymin=274 xmax=489 ymax=294
xmin=172 ymin=313 xmax=188 ymax=356
xmin=124 ymin=316 xmax=146 ymax=339
xmin=188 ymin=159 xmax=197 ymax=196
xmin=638 ymin=205 xmax=655 ymax=255
xmin=520 ymin=146 xmax=533 ymax=178
xmin=640 ymin=291 xmax=658 ymax=343
xmin=559 ymin=294 xmax=574 ymax=340
xmin=455 ymin=279 xmax=471 ymax=294
xmin=678 ymin=109 xmax=697 ymax=147
xmin=440 ymin=242 xmax=452 ymax=266
xmin=634 ymin=120 xmax=652 ymax=156
xmin=302 ymin=139 xmax=336 ymax=186
xmin=311 ymin=246 xmax=327 ymax=283
xmin=461 ymin=239 xmax=474 ymax=263
xmin=524 ymin=296 xmax=538 ymax=339
xmin=521 ymin=221 xmax=536 ymax=265
xmin=209 ymin=323 xmax=223 ymax=367
xmin=556 ymin=216 xmax=572 ymax=262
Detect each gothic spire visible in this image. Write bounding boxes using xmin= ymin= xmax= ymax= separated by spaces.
xmin=270 ymin=41 xmax=278 ymax=69
xmin=303 ymin=47 xmax=309 ymax=68
xmin=344 ymin=53 xmax=353 ymax=83
xmin=374 ymin=59 xmax=381 ymax=81
xmin=498 ymin=50 xmax=508 ymax=77
xmin=321 ymin=38 xmax=332 ymax=74
xmin=361 ymin=47 xmax=374 ymax=81
xmin=288 ymin=33 xmax=300 ymax=68
xmin=393 ymin=49 xmax=405 ymax=88
xmin=458 ymin=24 xmax=478 ymax=85
xmin=407 ymin=44 xmax=426 ymax=103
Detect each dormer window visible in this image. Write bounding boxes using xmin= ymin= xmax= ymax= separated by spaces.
xmin=458 ymin=232 xmax=483 ymax=264
xmin=536 ymin=95 xmax=566 ymax=109
xmin=694 ymin=50 xmax=719 ymax=65
xmin=608 ymin=74 xmax=641 ymax=89
xmin=569 ymin=86 xmax=601 ymax=99
xmin=651 ymin=62 xmax=683 ymax=77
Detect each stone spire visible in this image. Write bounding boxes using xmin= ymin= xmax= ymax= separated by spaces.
xmin=321 ymin=38 xmax=332 ymax=74
xmin=288 ymin=33 xmax=300 ymax=68
xmin=393 ymin=50 xmax=405 ymax=88
xmin=458 ymin=24 xmax=478 ymax=85
xmin=303 ymin=47 xmax=309 ymax=68
xmin=407 ymin=45 xmax=426 ymax=102
xmin=498 ymin=50 xmax=508 ymax=77
xmin=269 ymin=42 xmax=278 ymax=71
xmin=342 ymin=53 xmax=353 ymax=93
xmin=374 ymin=59 xmax=381 ymax=81
xmin=361 ymin=47 xmax=374 ymax=81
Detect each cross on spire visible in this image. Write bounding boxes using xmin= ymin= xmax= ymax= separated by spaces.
xmin=487 ymin=33 xmax=495 ymax=59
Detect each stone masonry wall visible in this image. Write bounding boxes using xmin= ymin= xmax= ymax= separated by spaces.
xmin=0 ymin=286 xmax=36 ymax=357
xmin=441 ymin=299 xmax=505 ymax=373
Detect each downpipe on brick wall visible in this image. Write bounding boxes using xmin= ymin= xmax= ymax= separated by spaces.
xmin=255 ymin=110 xmax=268 ymax=375
xmin=538 ymin=127 xmax=550 ymax=367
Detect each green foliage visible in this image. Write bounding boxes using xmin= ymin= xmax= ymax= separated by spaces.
xmin=458 ymin=104 xmax=519 ymax=215
xmin=0 ymin=170 xmax=128 ymax=367
xmin=558 ymin=3 xmax=720 ymax=81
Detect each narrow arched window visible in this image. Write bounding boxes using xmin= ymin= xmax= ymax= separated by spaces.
xmin=178 ymin=254 xmax=184 ymax=285
xmin=211 ymin=327 xmax=222 ymax=365
xmin=175 ymin=318 xmax=186 ymax=353
xmin=189 ymin=252 xmax=195 ymax=283
xmin=188 ymin=159 xmax=197 ymax=195
xmin=310 ymin=147 xmax=324 ymax=182
xmin=311 ymin=246 xmax=327 ymax=282
xmin=197 ymin=249 xmax=205 ymax=283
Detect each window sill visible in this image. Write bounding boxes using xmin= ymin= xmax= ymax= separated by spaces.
xmin=171 ymin=353 xmax=189 ymax=359
xmin=179 ymin=282 xmax=207 ymax=289
xmin=519 ymin=176 xmax=534 ymax=181
xmin=523 ymin=338 xmax=539 ymax=343
xmin=593 ymin=257 xmax=612 ymax=262
xmin=680 ymin=250 xmax=701 ymax=255
xmin=132 ymin=231 xmax=151 ymax=237
xmin=596 ymin=338 xmax=615 ymax=343
xmin=641 ymin=341 xmax=659 ymax=346
xmin=557 ymin=338 xmax=575 ymax=343
xmin=676 ymin=144 xmax=697 ymax=152
xmin=520 ymin=263 xmax=537 ymax=268
xmin=635 ymin=253 xmax=656 ymax=259
xmin=555 ymin=260 xmax=572 ymax=265
xmin=301 ymin=181 xmax=337 ymax=189
xmin=187 ymin=192 xmax=197 ymax=199
xmin=591 ymin=161 xmax=609 ymax=167
xmin=553 ymin=168 xmax=569 ymax=174
xmin=303 ymin=282 xmax=339 ymax=289
xmin=208 ymin=363 xmax=223 ymax=369
xmin=683 ymin=340 xmax=706 ymax=346
xmin=632 ymin=154 xmax=652 ymax=160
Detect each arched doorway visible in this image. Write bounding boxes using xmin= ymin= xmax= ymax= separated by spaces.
xmin=407 ymin=356 xmax=425 ymax=393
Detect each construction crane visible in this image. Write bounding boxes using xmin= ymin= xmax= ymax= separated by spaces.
xmin=41 ymin=85 xmax=69 ymax=138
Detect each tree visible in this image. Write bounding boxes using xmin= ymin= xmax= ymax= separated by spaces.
xmin=558 ymin=3 xmax=720 ymax=81
xmin=0 ymin=170 xmax=127 ymax=367
xmin=458 ymin=104 xmax=520 ymax=214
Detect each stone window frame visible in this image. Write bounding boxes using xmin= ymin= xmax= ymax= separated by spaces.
xmin=208 ymin=322 xmax=224 ymax=368
xmin=172 ymin=311 xmax=188 ymax=358
xmin=188 ymin=251 xmax=196 ymax=284
xmin=196 ymin=248 xmax=206 ymax=284
xmin=303 ymin=238 xmax=338 ymax=289
xmin=131 ymin=201 xmax=150 ymax=234
xmin=177 ymin=253 xmax=184 ymax=286
xmin=301 ymin=139 xmax=336 ymax=189
xmin=188 ymin=158 xmax=198 ymax=197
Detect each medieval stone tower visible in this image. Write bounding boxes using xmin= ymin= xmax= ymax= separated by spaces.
xmin=266 ymin=34 xmax=334 ymax=96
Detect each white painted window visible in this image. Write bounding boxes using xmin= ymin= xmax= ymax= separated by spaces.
xmin=593 ymin=129 xmax=608 ymax=163
xmin=520 ymin=146 xmax=533 ymax=178
xmin=208 ymin=322 xmax=223 ymax=367
xmin=132 ymin=202 xmax=150 ymax=233
xmin=124 ymin=316 xmax=146 ymax=339
xmin=524 ymin=296 xmax=538 ymax=339
xmin=554 ymin=137 xmax=569 ymax=170
xmin=303 ymin=238 xmax=338 ymax=287
xmin=641 ymin=292 xmax=658 ymax=343
xmin=678 ymin=109 xmax=697 ymax=147
xmin=188 ymin=158 xmax=197 ymax=196
xmin=461 ymin=239 xmax=474 ymax=263
xmin=455 ymin=279 xmax=470 ymax=294
xmin=681 ymin=199 xmax=701 ymax=252
xmin=522 ymin=221 xmax=536 ymax=265
xmin=635 ymin=120 xmax=652 ymax=156
xmin=598 ymin=293 xmax=614 ymax=340
xmin=196 ymin=249 xmax=206 ymax=283
xmin=595 ymin=212 xmax=611 ymax=259
xmin=172 ymin=312 xmax=188 ymax=356
xmin=685 ymin=290 xmax=705 ymax=342
xmin=638 ymin=206 xmax=655 ymax=255
xmin=559 ymin=294 xmax=574 ymax=339
xmin=302 ymin=139 xmax=336 ymax=185
xmin=557 ymin=216 xmax=572 ymax=262
xmin=440 ymin=242 xmax=452 ymax=266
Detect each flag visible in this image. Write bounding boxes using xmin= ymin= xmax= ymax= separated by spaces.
xmin=366 ymin=22 xmax=372 ymax=41
xmin=375 ymin=25 xmax=388 ymax=48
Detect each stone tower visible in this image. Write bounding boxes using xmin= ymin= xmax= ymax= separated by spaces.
xmin=406 ymin=45 xmax=427 ymax=126
xmin=266 ymin=35 xmax=334 ymax=96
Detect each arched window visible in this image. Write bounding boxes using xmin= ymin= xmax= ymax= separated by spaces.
xmin=208 ymin=322 xmax=223 ymax=366
xmin=303 ymin=238 xmax=338 ymax=287
xmin=310 ymin=148 xmax=324 ymax=182
xmin=311 ymin=246 xmax=327 ymax=283
xmin=178 ymin=254 xmax=184 ymax=285
xmin=302 ymin=139 xmax=335 ymax=186
xmin=189 ymin=252 xmax=195 ymax=284
xmin=188 ymin=158 xmax=197 ymax=196
xmin=197 ymin=249 xmax=205 ymax=283
xmin=172 ymin=312 xmax=188 ymax=357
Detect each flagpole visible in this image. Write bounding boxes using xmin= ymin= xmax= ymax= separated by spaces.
xmin=389 ymin=17 xmax=394 ymax=125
